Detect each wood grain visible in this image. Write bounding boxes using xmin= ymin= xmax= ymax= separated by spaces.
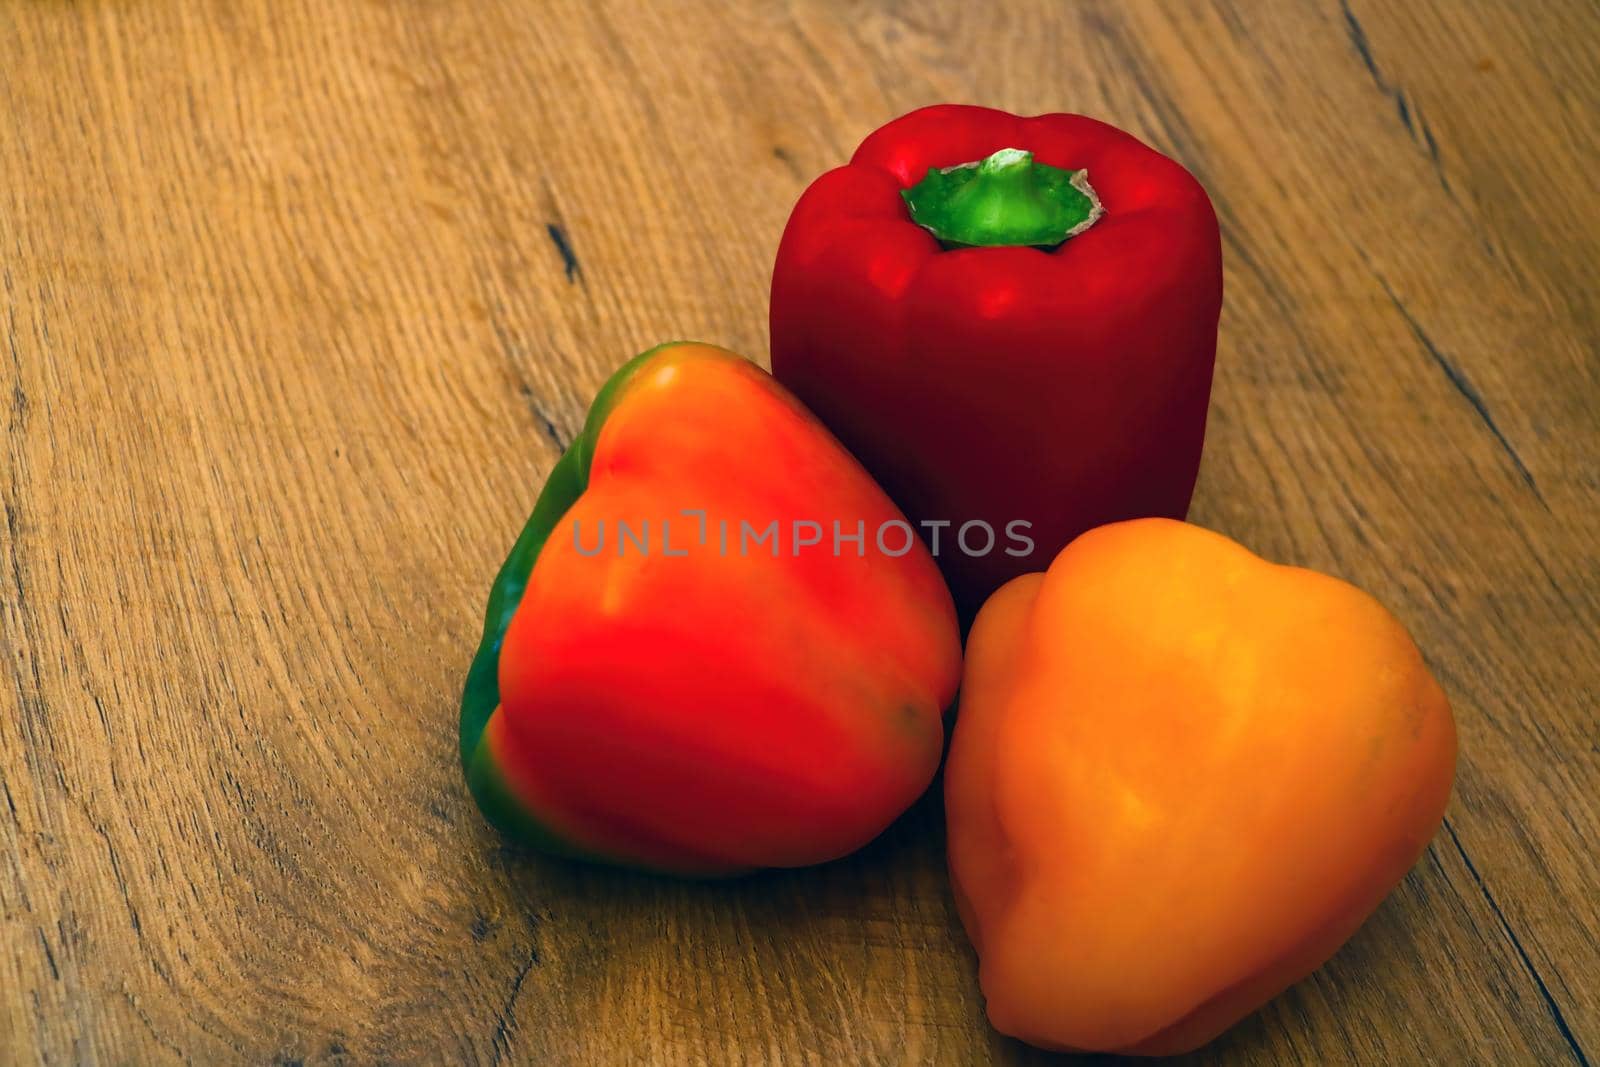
xmin=3 ymin=1 xmax=1597 ymax=1063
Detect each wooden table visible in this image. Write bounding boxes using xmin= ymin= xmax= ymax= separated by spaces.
xmin=3 ymin=1 xmax=1596 ymax=1063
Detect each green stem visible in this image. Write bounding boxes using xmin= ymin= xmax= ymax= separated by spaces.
xmin=901 ymin=147 xmax=1103 ymax=249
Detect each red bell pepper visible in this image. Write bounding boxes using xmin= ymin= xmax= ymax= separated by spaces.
xmin=771 ymin=105 xmax=1223 ymax=616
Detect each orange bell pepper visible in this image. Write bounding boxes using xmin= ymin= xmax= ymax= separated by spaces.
xmin=945 ymin=518 xmax=1457 ymax=1055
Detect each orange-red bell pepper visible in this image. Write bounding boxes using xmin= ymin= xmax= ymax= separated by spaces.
xmin=461 ymin=343 xmax=961 ymax=876
xmin=945 ymin=519 xmax=1457 ymax=1054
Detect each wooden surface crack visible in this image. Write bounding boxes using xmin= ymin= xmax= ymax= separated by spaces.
xmin=488 ymin=944 xmax=540 ymax=1066
xmin=545 ymin=223 xmax=583 ymax=285
xmin=1373 ymin=271 xmax=1546 ymax=507
xmin=1442 ymin=819 xmax=1592 ymax=1067
xmin=1339 ymin=0 xmax=1453 ymax=193
xmin=488 ymin=310 xmax=575 ymax=452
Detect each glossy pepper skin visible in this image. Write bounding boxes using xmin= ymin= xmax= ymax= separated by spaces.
xmin=461 ymin=343 xmax=961 ymax=876
xmin=946 ymin=519 xmax=1457 ymax=1055
xmin=771 ymin=105 xmax=1222 ymax=617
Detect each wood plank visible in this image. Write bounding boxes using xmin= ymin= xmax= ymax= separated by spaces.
xmin=2 ymin=0 xmax=1595 ymax=1062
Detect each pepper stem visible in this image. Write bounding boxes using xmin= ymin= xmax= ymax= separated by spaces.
xmin=901 ymin=148 xmax=1104 ymax=249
